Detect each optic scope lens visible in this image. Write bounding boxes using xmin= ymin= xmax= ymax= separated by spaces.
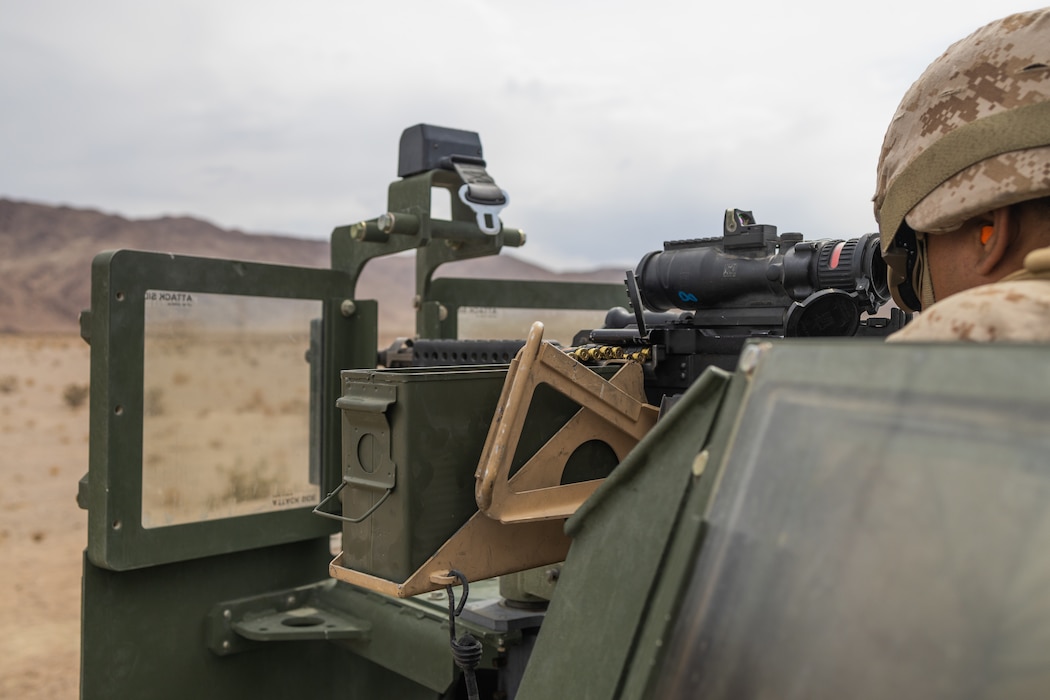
xmin=812 ymin=233 xmax=890 ymax=304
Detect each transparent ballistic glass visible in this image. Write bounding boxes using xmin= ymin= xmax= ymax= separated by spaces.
xmin=141 ymin=291 xmax=321 ymax=528
xmin=657 ymin=389 xmax=1050 ymax=699
xmin=457 ymin=307 xmax=607 ymax=346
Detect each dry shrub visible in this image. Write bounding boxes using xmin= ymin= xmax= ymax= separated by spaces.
xmin=236 ymin=388 xmax=269 ymax=414
xmin=62 ymin=383 xmax=89 ymax=409
xmin=215 ymin=463 xmax=283 ymax=505
xmin=144 ymin=387 xmax=165 ymax=416
xmin=160 ymin=487 xmax=182 ymax=509
xmin=278 ymin=398 xmax=308 ymax=415
xmin=0 ymin=375 xmax=17 ymax=394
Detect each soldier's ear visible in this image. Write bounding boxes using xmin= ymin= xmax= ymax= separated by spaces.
xmin=976 ymin=206 xmax=1015 ymax=276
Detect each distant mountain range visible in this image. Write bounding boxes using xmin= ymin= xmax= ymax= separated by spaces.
xmin=0 ymin=198 xmax=625 ymax=336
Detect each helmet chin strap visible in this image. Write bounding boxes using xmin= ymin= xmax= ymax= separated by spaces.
xmin=914 ymin=233 xmax=937 ymax=309
xmin=885 ymin=229 xmax=923 ymax=312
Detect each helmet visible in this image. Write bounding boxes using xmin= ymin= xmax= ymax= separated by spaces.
xmin=873 ymin=9 xmax=1050 ymax=311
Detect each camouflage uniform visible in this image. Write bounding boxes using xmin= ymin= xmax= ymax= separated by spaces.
xmin=872 ymin=8 xmax=1050 ymax=336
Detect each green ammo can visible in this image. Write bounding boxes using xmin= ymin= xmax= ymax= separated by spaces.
xmin=336 ymin=365 xmax=510 ymax=583
xmin=336 ymin=363 xmax=618 ymax=583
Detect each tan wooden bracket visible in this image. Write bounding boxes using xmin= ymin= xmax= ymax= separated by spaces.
xmin=328 ymin=515 xmax=572 ymax=598
xmin=475 ymin=322 xmax=658 ymax=524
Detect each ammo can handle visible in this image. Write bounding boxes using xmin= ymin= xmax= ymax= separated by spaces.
xmin=312 ymin=480 xmax=393 ymax=524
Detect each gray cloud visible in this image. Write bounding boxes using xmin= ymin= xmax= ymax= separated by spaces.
xmin=0 ymin=1 xmax=1038 ymax=269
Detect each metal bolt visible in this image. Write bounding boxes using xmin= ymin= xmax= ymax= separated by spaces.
xmin=545 ymin=567 xmax=560 ymax=584
xmin=221 ymin=640 xmax=231 ymax=651
xmin=223 ymin=609 xmax=232 ymax=620
xmin=438 ymin=304 xmax=448 ymax=322
xmin=692 ymin=450 xmax=710 ymax=478
xmin=340 ymin=299 xmax=356 ymax=317
xmin=738 ymin=342 xmax=772 ymax=376
xmin=377 ymin=212 xmax=395 ymax=233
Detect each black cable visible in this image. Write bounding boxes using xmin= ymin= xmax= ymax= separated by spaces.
xmin=445 ymin=569 xmax=482 ymax=700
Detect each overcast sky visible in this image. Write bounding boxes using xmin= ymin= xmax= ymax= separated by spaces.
xmin=1 ymin=1 xmax=1041 ymax=270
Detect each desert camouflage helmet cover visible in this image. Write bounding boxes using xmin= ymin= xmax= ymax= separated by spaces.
xmin=873 ymin=8 xmax=1050 ymax=305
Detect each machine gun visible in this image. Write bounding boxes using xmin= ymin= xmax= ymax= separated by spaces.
xmin=383 ymin=207 xmax=907 ymax=408
xmin=573 ymin=208 xmax=907 ymax=405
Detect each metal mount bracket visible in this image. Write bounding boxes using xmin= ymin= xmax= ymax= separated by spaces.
xmin=207 ymin=580 xmax=371 ymax=656
xmin=475 ymin=322 xmax=659 ymax=523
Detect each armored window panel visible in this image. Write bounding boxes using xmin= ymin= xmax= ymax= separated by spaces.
xmin=85 ymin=250 xmax=374 ymax=570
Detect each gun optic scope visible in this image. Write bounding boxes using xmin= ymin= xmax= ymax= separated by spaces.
xmin=636 ymin=230 xmax=890 ymax=315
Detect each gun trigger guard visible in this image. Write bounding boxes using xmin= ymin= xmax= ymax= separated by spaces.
xmin=458 ymin=184 xmax=508 ymax=235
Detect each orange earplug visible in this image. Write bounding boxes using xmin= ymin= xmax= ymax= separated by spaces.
xmin=981 ymin=225 xmax=994 ymax=245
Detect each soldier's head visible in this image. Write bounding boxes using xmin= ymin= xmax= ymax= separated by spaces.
xmin=873 ymin=9 xmax=1050 ymax=312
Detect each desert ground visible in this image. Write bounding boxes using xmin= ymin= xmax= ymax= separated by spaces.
xmin=0 ymin=334 xmax=89 ymax=699
xmin=0 ymin=328 xmax=319 ymax=699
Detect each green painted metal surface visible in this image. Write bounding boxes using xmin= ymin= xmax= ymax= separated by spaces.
xmin=650 ymin=341 xmax=1050 ymax=699
xmin=515 ymin=366 xmax=732 ymax=700
xmin=329 ymin=169 xmax=524 ymax=301
xmin=81 ymin=540 xmax=443 ymax=700
xmin=514 ymin=340 xmax=1050 ymax=700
